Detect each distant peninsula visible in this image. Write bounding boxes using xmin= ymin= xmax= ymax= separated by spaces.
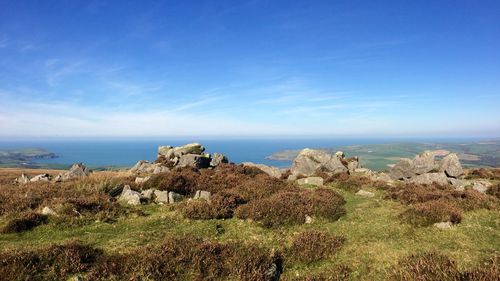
xmin=0 ymin=148 xmax=57 ymax=168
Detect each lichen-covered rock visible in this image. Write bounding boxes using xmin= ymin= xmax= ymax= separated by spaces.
xmin=55 ymin=163 xmax=90 ymax=182
xmin=135 ymin=176 xmax=151 ymax=184
xmin=210 ymin=153 xmax=229 ymax=167
xmin=296 ymin=176 xmax=324 ymax=186
xmin=30 ymin=174 xmax=51 ymax=182
xmin=194 ymin=190 xmax=211 ymax=201
xmin=172 ymin=143 xmax=205 ymax=157
xmin=119 ymin=185 xmax=141 ymax=205
xmin=390 ymin=158 xmax=415 ymax=180
xmin=41 ymin=206 xmax=58 ymax=216
xmin=439 ymin=153 xmax=464 ymax=178
xmin=154 ymin=190 xmax=169 ymax=204
xmin=177 ymin=154 xmax=211 ymax=169
xmin=141 ymin=189 xmax=155 ymax=200
xmin=412 ymin=151 xmax=436 ymax=175
xmin=242 ymin=162 xmax=282 ymax=178
xmin=14 ymin=173 xmax=30 ymax=184
xmin=168 ymin=191 xmax=183 ymax=203
xmin=289 ymin=148 xmax=347 ymax=180
xmin=408 ymin=172 xmax=449 ymax=186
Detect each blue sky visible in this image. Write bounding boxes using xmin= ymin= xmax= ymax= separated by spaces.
xmin=0 ymin=0 xmax=499 ymax=138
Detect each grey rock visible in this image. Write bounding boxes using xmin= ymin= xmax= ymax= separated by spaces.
xmin=347 ymin=159 xmax=360 ymax=172
xmin=55 ymin=163 xmax=90 ymax=182
xmin=355 ymin=190 xmax=375 ymax=197
xmin=154 ymin=190 xmax=169 ymax=204
xmin=448 ymin=178 xmax=466 ymax=191
xmin=296 ymin=176 xmax=324 ymax=186
xmin=152 ymin=165 xmax=169 ymax=174
xmin=434 ymin=221 xmax=453 ymax=229
xmin=242 ymin=162 xmax=282 ymax=178
xmin=41 ymin=206 xmax=58 ymax=216
xmin=194 ymin=190 xmax=211 ymax=201
xmin=108 ymin=185 xmax=124 ymax=197
xmin=289 ymin=148 xmax=347 ymax=180
xmin=210 ymin=153 xmax=229 ymax=167
xmin=412 ymin=151 xmax=436 ymax=175
xmin=30 ymin=174 xmax=51 ymax=182
xmin=390 ymin=158 xmax=415 ymax=180
xmin=135 ymin=176 xmax=151 ymax=184
xmin=14 ymin=173 xmax=30 ymax=184
xmin=172 ymin=143 xmax=205 ymax=157
xmin=178 ymin=154 xmax=211 ymax=169
xmin=471 ymin=180 xmax=491 ymax=193
xmin=439 ymin=153 xmax=464 ymax=178
xmin=158 ymin=145 xmax=174 ymax=157
xmin=119 ymin=185 xmax=141 ymax=205
xmin=141 ymin=189 xmax=155 ymax=200
xmin=409 ymin=172 xmax=449 ymax=186
xmin=168 ymin=191 xmax=183 ymax=203
xmin=335 ymin=151 xmax=345 ymax=158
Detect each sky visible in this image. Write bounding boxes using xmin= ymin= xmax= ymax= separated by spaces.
xmin=0 ymin=0 xmax=499 ymax=138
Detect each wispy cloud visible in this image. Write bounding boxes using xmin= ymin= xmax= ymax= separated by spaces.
xmin=44 ymin=59 xmax=85 ymax=86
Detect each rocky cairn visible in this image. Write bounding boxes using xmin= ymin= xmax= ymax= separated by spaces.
xmin=14 ymin=162 xmax=91 ymax=184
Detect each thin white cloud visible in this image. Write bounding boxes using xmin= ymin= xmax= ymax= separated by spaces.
xmin=44 ymin=59 xmax=85 ymax=86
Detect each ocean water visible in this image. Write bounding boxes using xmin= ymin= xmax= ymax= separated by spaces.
xmin=0 ymin=138 xmax=483 ymax=168
xmin=0 ymin=138 xmax=393 ymax=168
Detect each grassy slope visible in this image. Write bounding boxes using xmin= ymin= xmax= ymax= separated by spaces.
xmin=1 ymin=180 xmax=498 ymax=280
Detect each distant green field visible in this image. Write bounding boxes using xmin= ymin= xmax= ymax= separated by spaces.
xmin=267 ymin=140 xmax=500 ymax=171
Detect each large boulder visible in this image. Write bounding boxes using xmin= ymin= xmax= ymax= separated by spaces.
xmin=412 ymin=151 xmax=436 ymax=175
xmin=210 ymin=153 xmax=228 ymax=167
xmin=439 ymin=153 xmax=464 ymax=178
xmin=177 ymin=154 xmax=211 ymax=169
xmin=389 ymin=158 xmax=415 ymax=180
xmin=154 ymin=190 xmax=169 ymax=204
xmin=242 ymin=162 xmax=282 ymax=178
xmin=408 ymin=172 xmax=449 ymax=186
xmin=289 ymin=148 xmax=347 ymax=180
xmin=296 ymin=176 xmax=324 ymax=186
xmin=129 ymin=161 xmax=169 ymax=174
xmin=159 ymin=143 xmax=205 ymax=159
xmin=55 ymin=163 xmax=90 ymax=182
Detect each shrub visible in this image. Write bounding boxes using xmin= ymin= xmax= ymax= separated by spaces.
xmin=466 ymin=168 xmax=500 ymax=181
xmin=179 ymin=191 xmax=245 ymax=220
xmin=235 ymin=189 xmax=346 ymax=227
xmin=1 ymin=212 xmax=48 ymax=233
xmin=0 ymin=241 xmax=102 ymax=280
xmin=288 ymin=231 xmax=345 ymax=263
xmin=400 ymin=200 xmax=462 ymax=226
xmin=143 ymin=167 xmax=201 ymax=195
xmin=486 ymin=183 xmax=500 ymax=200
xmin=386 ymin=183 xmax=456 ymax=205
xmin=390 ymin=252 xmax=460 ymax=281
xmin=462 ymin=255 xmax=500 ymax=281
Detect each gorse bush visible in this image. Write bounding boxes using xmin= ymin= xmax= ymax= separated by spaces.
xmin=288 ymin=230 xmax=345 ymax=264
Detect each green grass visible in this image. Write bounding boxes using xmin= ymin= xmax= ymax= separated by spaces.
xmin=1 ymin=185 xmax=499 ymax=280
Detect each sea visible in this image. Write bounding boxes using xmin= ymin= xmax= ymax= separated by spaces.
xmin=0 ymin=137 xmax=485 ymax=169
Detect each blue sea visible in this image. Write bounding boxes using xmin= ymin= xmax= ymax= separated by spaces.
xmin=0 ymin=138 xmax=484 ymax=168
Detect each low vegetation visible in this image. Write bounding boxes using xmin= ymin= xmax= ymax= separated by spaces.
xmin=0 ymin=166 xmax=498 ymax=280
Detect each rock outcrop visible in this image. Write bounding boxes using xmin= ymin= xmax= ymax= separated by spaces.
xmin=14 ymin=173 xmax=30 ymax=184
xmin=119 ymin=185 xmax=141 ymax=205
xmin=408 ymin=172 xmax=449 ymax=186
xmin=55 ymin=163 xmax=91 ymax=182
xmin=296 ymin=176 xmax=324 ymax=186
xmin=439 ymin=153 xmax=463 ymax=178
xmin=30 ymin=174 xmax=51 ymax=182
xmin=242 ymin=162 xmax=282 ymax=178
xmin=288 ymin=148 xmax=348 ymax=180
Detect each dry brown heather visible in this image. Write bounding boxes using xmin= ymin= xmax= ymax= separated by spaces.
xmin=0 ymin=166 xmax=499 ymax=280
xmin=465 ymin=168 xmax=500 ymax=181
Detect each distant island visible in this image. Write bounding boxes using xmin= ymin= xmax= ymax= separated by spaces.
xmin=266 ymin=140 xmax=500 ymax=171
xmin=0 ymin=148 xmax=57 ymax=168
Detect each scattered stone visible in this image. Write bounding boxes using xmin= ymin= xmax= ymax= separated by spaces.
xmin=210 ymin=153 xmax=228 ymax=167
xmin=141 ymin=189 xmax=155 ymax=200
xmin=305 ymin=215 xmax=313 ymax=224
xmin=289 ymin=148 xmax=347 ymax=180
xmin=448 ymin=178 xmax=466 ymax=191
xmin=55 ymin=163 xmax=90 ymax=182
xmin=390 ymin=158 xmax=415 ymax=180
xmin=296 ymin=176 xmax=324 ymax=186
xmin=408 ymin=172 xmax=449 ymax=186
xmin=439 ymin=153 xmax=464 ymax=178
xmin=177 ymin=154 xmax=211 ymax=169
xmin=154 ymin=190 xmax=170 ymax=204
xmin=130 ymin=161 xmax=169 ymax=174
xmin=433 ymin=221 xmax=453 ymax=229
xmin=119 ymin=185 xmax=141 ymax=205
xmin=471 ymin=180 xmax=491 ymax=193
xmin=194 ymin=190 xmax=211 ymax=201
xmin=242 ymin=162 xmax=282 ymax=178
xmin=135 ymin=176 xmax=151 ymax=184
xmin=108 ymin=185 xmax=124 ymax=197
xmin=168 ymin=192 xmax=183 ymax=203
xmin=41 ymin=206 xmax=58 ymax=216
xmin=355 ymin=190 xmax=375 ymax=198
xmin=30 ymin=173 xmax=51 ymax=182
xmin=153 ymin=165 xmax=170 ymax=174
xmin=14 ymin=173 xmax=30 ymax=184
